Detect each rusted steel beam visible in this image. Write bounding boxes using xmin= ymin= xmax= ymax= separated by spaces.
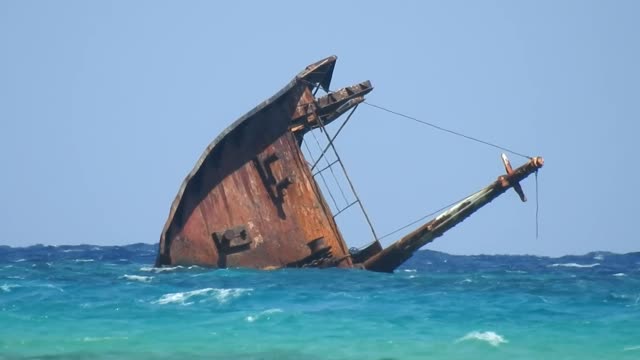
xmin=363 ymin=156 xmax=544 ymax=273
xmin=316 ymin=81 xmax=373 ymax=117
xmin=289 ymin=80 xmax=371 ymax=135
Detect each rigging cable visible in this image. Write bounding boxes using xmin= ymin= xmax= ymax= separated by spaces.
xmin=310 ymin=129 xmax=350 ymax=207
xmin=378 ymin=193 xmax=474 ymax=241
xmin=535 ymin=170 xmax=540 ymax=239
xmin=303 ymin=139 xmax=340 ymax=211
xmin=364 ymin=102 xmax=532 ymax=160
xmin=314 ymin=114 xmax=381 ymax=242
xmin=305 ymin=86 xmax=540 ymax=243
xmin=363 ymin=101 xmax=541 ymax=241
xmin=310 ymin=105 xmax=359 ymax=172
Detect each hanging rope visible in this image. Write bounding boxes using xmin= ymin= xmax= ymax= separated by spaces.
xmin=379 ymin=193 xmax=474 ymax=241
xmin=535 ymin=170 xmax=540 ymax=239
xmin=364 ymin=102 xmax=532 ymax=160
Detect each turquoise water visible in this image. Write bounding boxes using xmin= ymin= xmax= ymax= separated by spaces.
xmin=1 ymin=244 xmax=639 ymax=359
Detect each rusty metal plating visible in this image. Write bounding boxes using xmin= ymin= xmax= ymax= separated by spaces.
xmin=156 ymin=56 xmax=544 ymax=272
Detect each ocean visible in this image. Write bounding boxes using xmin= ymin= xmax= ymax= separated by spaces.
xmin=0 ymin=244 xmax=638 ymax=359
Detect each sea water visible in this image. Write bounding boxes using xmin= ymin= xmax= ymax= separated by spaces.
xmin=1 ymin=244 xmax=638 ymax=359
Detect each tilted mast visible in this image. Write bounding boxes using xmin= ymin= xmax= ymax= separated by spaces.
xmin=363 ymin=155 xmax=543 ymax=272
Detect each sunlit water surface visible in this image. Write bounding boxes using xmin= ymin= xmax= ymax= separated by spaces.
xmin=1 ymin=244 xmax=639 ymax=359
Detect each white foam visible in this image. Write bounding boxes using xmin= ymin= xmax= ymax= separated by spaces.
xmin=403 ymin=269 xmax=417 ymax=273
xmin=214 ymin=288 xmax=252 ymax=303
xmin=457 ymin=331 xmax=508 ymax=347
xmin=122 ymin=275 xmax=153 ymax=283
xmin=15 ymin=259 xmax=26 ymax=263
xmin=1 ymin=284 xmax=20 ymax=293
xmin=613 ymin=273 xmax=626 ymax=277
xmin=44 ymin=284 xmax=65 ymax=292
xmin=245 ymin=308 xmax=283 ymax=323
xmin=140 ymin=266 xmax=184 ymax=273
xmin=539 ymin=296 xmax=552 ymax=304
xmin=81 ymin=336 xmax=128 ymax=342
xmin=549 ymin=263 xmax=600 ymax=268
xmin=609 ymin=293 xmax=629 ymax=300
xmin=460 ymin=278 xmax=473 ymax=284
xmin=623 ymin=345 xmax=640 ymax=351
xmin=74 ymin=259 xmax=94 ymax=263
xmin=154 ymin=288 xmax=252 ymax=305
xmin=593 ymin=254 xmax=605 ymax=261
xmin=506 ymin=270 xmax=527 ymax=274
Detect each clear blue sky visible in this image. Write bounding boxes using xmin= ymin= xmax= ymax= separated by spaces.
xmin=1 ymin=1 xmax=638 ymax=256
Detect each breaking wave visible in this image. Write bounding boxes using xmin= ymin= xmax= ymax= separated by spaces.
xmin=153 ymin=288 xmax=252 ymax=305
xmin=548 ymin=263 xmax=600 ymax=268
xmin=81 ymin=336 xmax=129 ymax=342
xmin=121 ymin=275 xmax=153 ymax=283
xmin=1 ymin=284 xmax=20 ymax=293
xmin=246 ymin=308 xmax=283 ymax=323
xmin=140 ymin=266 xmax=184 ymax=273
xmin=457 ymin=331 xmax=508 ymax=347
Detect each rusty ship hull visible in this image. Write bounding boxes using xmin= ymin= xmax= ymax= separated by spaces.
xmin=156 ymin=56 xmax=543 ymax=272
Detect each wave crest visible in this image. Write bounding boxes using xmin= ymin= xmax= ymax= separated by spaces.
xmin=549 ymin=263 xmax=600 ymax=268
xmin=246 ymin=308 xmax=283 ymax=323
xmin=81 ymin=336 xmax=129 ymax=342
xmin=154 ymin=288 xmax=252 ymax=305
xmin=1 ymin=284 xmax=20 ymax=293
xmin=140 ymin=266 xmax=184 ymax=273
xmin=122 ymin=275 xmax=153 ymax=283
xmin=457 ymin=331 xmax=508 ymax=347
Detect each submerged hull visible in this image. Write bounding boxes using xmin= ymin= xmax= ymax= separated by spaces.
xmin=156 ymin=56 xmax=543 ymax=272
xmin=157 ymin=57 xmax=368 ymax=269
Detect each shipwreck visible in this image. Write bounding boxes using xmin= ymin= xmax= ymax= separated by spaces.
xmin=156 ymin=56 xmax=543 ymax=272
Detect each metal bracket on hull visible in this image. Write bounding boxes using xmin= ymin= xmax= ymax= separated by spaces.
xmin=213 ymin=225 xmax=251 ymax=253
xmin=254 ymin=152 xmax=296 ymax=219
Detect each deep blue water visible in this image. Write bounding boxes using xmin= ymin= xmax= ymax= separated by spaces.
xmin=1 ymin=244 xmax=639 ymax=359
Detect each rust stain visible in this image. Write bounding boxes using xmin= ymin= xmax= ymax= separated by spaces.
xmin=156 ymin=56 xmax=544 ymax=272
